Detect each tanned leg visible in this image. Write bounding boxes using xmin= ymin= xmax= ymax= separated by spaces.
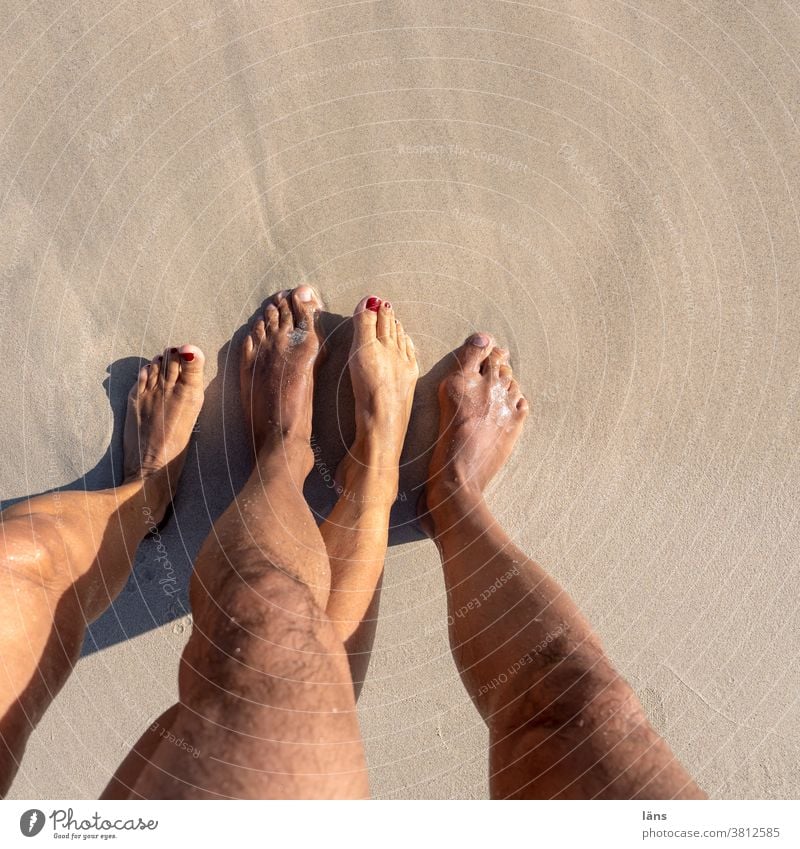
xmin=320 ymin=295 xmax=418 ymax=691
xmin=0 ymin=345 xmax=205 ymax=795
xmin=123 ymin=287 xmax=369 ymax=800
xmin=421 ymin=333 xmax=705 ymax=800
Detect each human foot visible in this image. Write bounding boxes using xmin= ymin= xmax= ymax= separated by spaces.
xmin=124 ymin=344 xmax=205 ymax=517
xmin=420 ymin=333 xmax=528 ymax=534
xmin=336 ymin=296 xmax=419 ymax=503
xmin=240 ymin=286 xmax=324 ymax=478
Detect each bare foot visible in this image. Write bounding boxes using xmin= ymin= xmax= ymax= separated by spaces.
xmin=240 ymin=286 xmax=324 ymax=480
xmin=421 ymin=333 xmax=528 ymax=534
xmin=124 ymin=344 xmax=205 ymax=518
xmin=337 ymin=295 xmax=419 ymax=501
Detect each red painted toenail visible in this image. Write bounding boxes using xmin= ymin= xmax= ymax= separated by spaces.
xmin=383 ymin=301 xmax=392 ymax=309
xmin=366 ymin=296 xmax=382 ymax=312
xmin=180 ymin=352 xmax=195 ymax=362
xmin=170 ymin=347 xmax=178 ymax=353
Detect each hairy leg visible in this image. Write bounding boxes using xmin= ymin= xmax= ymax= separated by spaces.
xmin=422 ymin=334 xmax=705 ymax=800
xmin=321 ymin=295 xmax=418 ymax=690
xmin=0 ymin=345 xmax=205 ymax=795
xmin=123 ymin=288 xmax=368 ymax=799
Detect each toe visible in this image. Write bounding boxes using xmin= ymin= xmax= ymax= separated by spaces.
xmin=164 ymin=348 xmax=180 ymax=385
xmin=275 ymin=291 xmax=292 ymax=328
xmin=244 ymin=321 xmax=264 ymax=363
xmin=291 ymin=285 xmax=321 ymax=331
xmin=454 ymin=333 xmax=493 ymax=372
xmin=482 ymin=346 xmax=507 ymax=377
xmin=266 ymin=289 xmax=289 ymax=308
xmin=252 ymin=316 xmax=267 ymax=343
xmin=405 ymin=334 xmax=416 ymax=362
xmin=395 ymin=318 xmax=416 ymax=362
xmin=352 ymin=295 xmax=380 ymax=345
xmin=264 ymin=305 xmax=279 ymax=333
xmin=176 ymin=345 xmax=205 ymax=386
xmin=498 ymin=364 xmax=513 ymax=387
xmin=242 ymin=333 xmax=255 ymax=363
xmin=146 ymin=360 xmax=160 ymax=390
xmin=377 ymin=299 xmax=394 ymax=341
xmin=508 ymin=380 xmax=528 ymax=415
xmin=135 ymin=365 xmax=149 ymax=396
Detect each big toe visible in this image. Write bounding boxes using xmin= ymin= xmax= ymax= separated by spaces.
xmin=352 ymin=294 xmax=381 ymax=345
xmin=176 ymin=345 xmax=205 ymax=386
xmin=291 ymin=284 xmax=322 ymax=331
xmin=453 ymin=332 xmax=494 ymax=373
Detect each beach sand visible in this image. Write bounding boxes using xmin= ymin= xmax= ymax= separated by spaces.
xmin=2 ymin=0 xmax=799 ymax=798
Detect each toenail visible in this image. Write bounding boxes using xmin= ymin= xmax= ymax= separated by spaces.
xmin=180 ymin=352 xmax=195 ymax=362
xmin=297 ymin=287 xmax=313 ymax=302
xmin=383 ymin=301 xmax=392 ymax=309
xmin=170 ymin=347 xmax=178 ymax=353
xmin=469 ymin=333 xmax=491 ymax=347
xmin=366 ymin=296 xmax=382 ymax=312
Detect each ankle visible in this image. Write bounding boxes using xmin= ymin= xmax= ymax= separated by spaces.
xmin=350 ymin=431 xmax=402 ymax=470
xmin=338 ymin=438 xmax=401 ymax=504
xmin=122 ymin=469 xmax=172 ymax=523
xmin=426 ymin=475 xmax=484 ymax=516
xmin=255 ymin=430 xmax=313 ymax=474
xmin=422 ymin=478 xmax=486 ymax=540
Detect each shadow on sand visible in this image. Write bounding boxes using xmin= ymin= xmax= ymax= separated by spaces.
xmin=1 ymin=307 xmax=453 ymax=656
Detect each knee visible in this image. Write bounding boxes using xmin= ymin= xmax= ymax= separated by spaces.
xmin=191 ymin=566 xmax=335 ymax=657
xmin=220 ymin=567 xmax=325 ymax=631
xmin=192 ymin=538 xmax=330 ymax=619
xmin=0 ymin=511 xmax=66 ymax=590
xmin=181 ymin=569 xmax=344 ymax=701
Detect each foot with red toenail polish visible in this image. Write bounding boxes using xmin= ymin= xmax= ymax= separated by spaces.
xmin=124 ymin=344 xmax=206 ymax=521
xmin=338 ymin=296 xmax=419 ymax=499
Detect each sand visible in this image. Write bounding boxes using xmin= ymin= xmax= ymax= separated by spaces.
xmin=2 ymin=0 xmax=799 ymax=799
